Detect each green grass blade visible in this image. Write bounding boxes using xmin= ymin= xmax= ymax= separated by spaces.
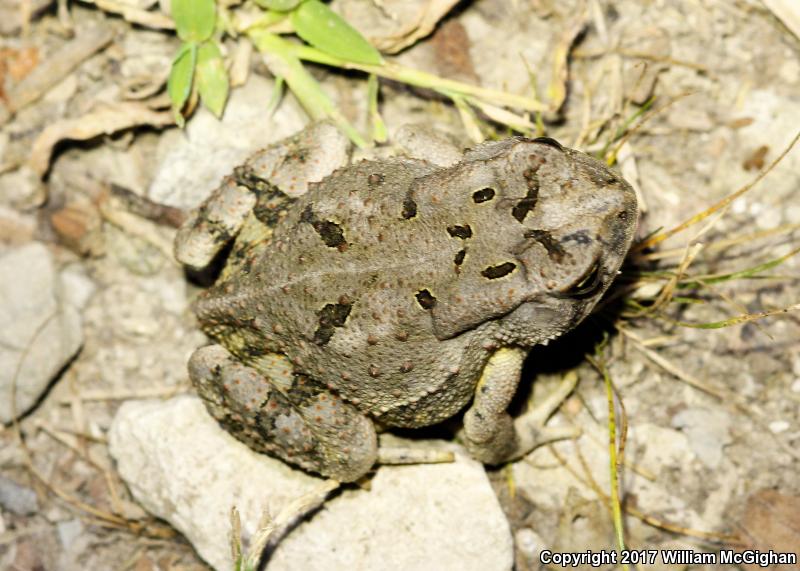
xmin=249 ymin=29 xmax=367 ymax=148
xmin=284 ymin=42 xmax=545 ymax=112
xmin=673 ymin=303 xmax=800 ymax=329
xmin=266 ymin=75 xmax=285 ymax=116
xmin=680 ymin=245 xmax=800 ymax=287
xmin=367 ymin=74 xmax=387 ymax=143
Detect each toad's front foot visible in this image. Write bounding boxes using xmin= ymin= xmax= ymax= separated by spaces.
xmin=460 ymin=348 xmax=580 ymax=465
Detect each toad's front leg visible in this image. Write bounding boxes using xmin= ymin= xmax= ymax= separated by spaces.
xmin=461 ymin=348 xmax=580 ymax=465
xmin=188 ymin=344 xmax=377 ymax=482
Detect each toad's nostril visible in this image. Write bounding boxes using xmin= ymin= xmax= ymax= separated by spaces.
xmin=524 ymin=229 xmax=567 ymax=262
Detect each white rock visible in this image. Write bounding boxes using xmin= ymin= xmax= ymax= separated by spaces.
xmin=109 ymin=396 xmax=319 ymax=570
xmin=270 ymin=439 xmax=513 ymax=571
xmin=59 ymin=263 xmax=97 ymax=310
xmin=768 ymin=420 xmax=790 ymax=434
xmin=109 ymin=396 xmax=513 ymax=571
xmin=0 ymin=243 xmax=83 ymax=422
xmin=148 ymin=75 xmax=307 ymax=209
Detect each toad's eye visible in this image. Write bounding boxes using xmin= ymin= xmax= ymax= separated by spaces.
xmin=553 ymin=260 xmax=604 ymax=299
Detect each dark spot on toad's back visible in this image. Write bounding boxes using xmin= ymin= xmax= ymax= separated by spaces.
xmin=402 ymin=194 xmax=418 ymax=219
xmin=415 ymin=289 xmax=436 ymax=310
xmin=254 ymin=185 xmax=297 ymax=226
xmin=472 ymin=188 xmax=495 ymax=203
xmin=527 ymin=229 xmax=567 ymax=262
xmin=447 ymin=225 xmax=473 ymax=239
xmin=301 ymin=205 xmax=347 ymax=248
xmin=313 ymin=302 xmax=353 ymax=345
xmin=454 ymin=249 xmax=466 ymax=267
xmin=481 ymin=262 xmax=516 ymax=279
xmin=511 ymin=169 xmax=540 ymax=223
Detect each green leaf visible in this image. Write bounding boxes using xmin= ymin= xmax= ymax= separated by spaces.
xmin=172 ymin=0 xmax=216 ymax=42
xmin=196 ymin=41 xmax=229 ymax=118
xmin=168 ymin=42 xmax=197 ymax=127
xmin=290 ymin=0 xmax=382 ymax=65
xmin=252 ymin=0 xmax=302 ymax=10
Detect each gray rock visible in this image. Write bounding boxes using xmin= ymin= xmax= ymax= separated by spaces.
xmin=56 ymin=518 xmax=83 ymax=548
xmin=0 ymin=242 xmax=84 ymax=422
xmin=0 ymin=475 xmax=39 ymax=515
xmin=109 ymin=396 xmax=513 ymax=571
xmin=0 ymin=165 xmax=44 ymax=210
xmin=671 ymin=407 xmax=732 ymax=469
xmin=147 ymin=75 xmax=306 ymax=210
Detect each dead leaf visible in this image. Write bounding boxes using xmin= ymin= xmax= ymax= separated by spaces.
xmin=29 ymin=102 xmax=174 ymax=177
xmin=50 ymin=199 xmax=105 ymax=256
xmin=738 ymin=489 xmax=800 ymax=571
xmin=338 ymin=0 xmax=461 ymax=54
xmin=0 ymin=47 xmax=39 ymax=103
xmin=81 ymin=0 xmax=175 ymax=30
xmin=742 ymin=145 xmax=769 ymax=171
xmin=547 ymin=11 xmax=588 ymax=114
xmin=2 ymin=26 xmax=113 ymax=121
xmin=620 ymin=26 xmax=671 ymax=105
xmin=1 ymin=46 xmax=40 ymax=82
xmin=430 ymin=19 xmax=478 ymax=84
xmin=0 ymin=0 xmax=52 ymax=36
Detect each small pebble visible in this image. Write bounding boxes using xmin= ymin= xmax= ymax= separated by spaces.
xmin=769 ymin=420 xmax=790 ymax=434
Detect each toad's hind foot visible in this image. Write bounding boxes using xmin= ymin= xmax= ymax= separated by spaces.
xmin=188 ymin=344 xmax=377 ymax=482
xmin=510 ymin=370 xmax=581 ymax=458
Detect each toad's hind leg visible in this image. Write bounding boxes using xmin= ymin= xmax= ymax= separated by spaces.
xmin=188 ymin=344 xmax=377 ymax=482
xmin=461 ymin=348 xmax=580 ymax=464
xmin=174 ymin=122 xmax=350 ymax=271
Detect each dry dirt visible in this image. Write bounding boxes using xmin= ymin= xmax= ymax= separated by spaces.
xmin=1 ymin=0 xmax=799 ymax=570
